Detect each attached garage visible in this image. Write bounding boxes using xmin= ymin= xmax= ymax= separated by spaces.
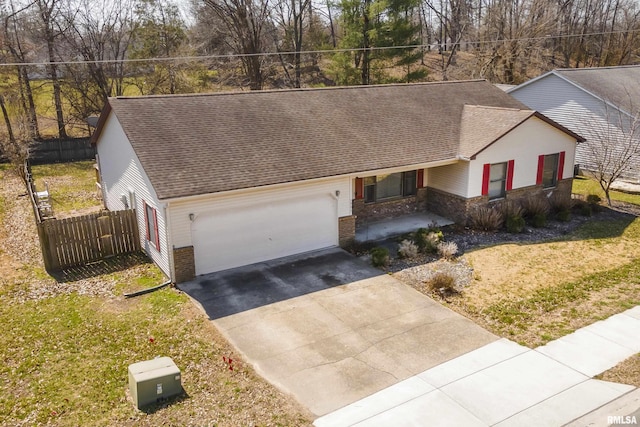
xmin=191 ymin=193 xmax=339 ymax=275
xmin=93 ymin=81 xmax=579 ymax=283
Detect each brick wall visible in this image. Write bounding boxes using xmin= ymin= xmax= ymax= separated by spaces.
xmin=425 ymin=187 xmax=484 ymax=224
xmin=173 ymin=246 xmax=195 ymax=283
xmin=352 ymin=195 xmax=423 ymax=226
xmin=426 ymin=178 xmax=574 ymax=225
xmin=338 ymin=215 xmax=356 ymax=247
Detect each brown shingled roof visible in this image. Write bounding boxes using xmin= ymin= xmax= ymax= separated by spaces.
xmin=96 ymin=80 xmax=534 ymax=200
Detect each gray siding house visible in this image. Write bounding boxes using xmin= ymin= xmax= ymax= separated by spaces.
xmin=508 ymin=65 xmax=640 ymax=182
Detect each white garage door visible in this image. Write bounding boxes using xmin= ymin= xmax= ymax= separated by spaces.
xmin=192 ymin=194 xmax=338 ymax=275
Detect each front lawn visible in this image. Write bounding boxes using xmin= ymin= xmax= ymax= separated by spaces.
xmin=0 ymin=164 xmax=312 ymax=426
xmin=393 ymin=177 xmax=640 ymax=349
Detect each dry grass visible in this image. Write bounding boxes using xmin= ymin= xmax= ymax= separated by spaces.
xmin=392 ymin=179 xmax=640 ymax=350
xmin=31 ymin=161 xmax=103 ymax=217
xmin=598 ymin=354 xmax=640 ymax=387
xmin=0 ymin=163 xmax=313 ymax=427
xmin=443 ymin=214 xmax=640 ymax=348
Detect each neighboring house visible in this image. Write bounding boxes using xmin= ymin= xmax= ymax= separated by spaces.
xmin=508 ymin=65 xmax=640 ymax=182
xmin=91 ymin=80 xmax=582 ymax=282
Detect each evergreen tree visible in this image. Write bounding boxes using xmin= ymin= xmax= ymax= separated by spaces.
xmin=332 ymin=0 xmax=426 ymax=85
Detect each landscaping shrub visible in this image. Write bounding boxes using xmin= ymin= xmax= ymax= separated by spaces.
xmin=397 ymin=240 xmax=419 ymax=259
xmin=506 ymin=214 xmax=526 ymax=233
xmin=555 ymin=209 xmax=571 ymax=222
xmin=587 ymin=194 xmax=602 ymax=212
xmin=427 ymin=272 xmax=460 ymax=297
xmin=501 ymin=200 xmax=525 ymax=233
xmin=522 ymin=196 xmax=549 ymax=227
xmin=531 ymin=213 xmax=547 ymax=228
xmin=469 ymin=206 xmax=503 ymax=231
xmin=370 ymin=247 xmax=390 ymax=267
xmin=502 ymin=200 xmax=524 ymax=218
xmin=522 ymin=196 xmax=550 ymax=217
xmin=580 ymin=203 xmax=593 ymax=216
xmin=415 ymin=228 xmax=442 ymax=253
xmin=549 ymin=193 xmax=573 ymax=222
xmin=586 ymin=194 xmax=602 ymax=205
xmin=437 ymin=241 xmax=458 ymax=260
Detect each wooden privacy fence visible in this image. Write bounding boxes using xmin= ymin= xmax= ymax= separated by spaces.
xmin=38 ymin=210 xmax=141 ymax=271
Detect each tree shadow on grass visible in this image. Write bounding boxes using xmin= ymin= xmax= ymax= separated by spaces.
xmin=50 ymin=251 xmax=152 ymax=282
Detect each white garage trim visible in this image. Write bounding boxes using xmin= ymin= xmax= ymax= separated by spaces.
xmin=191 ymin=192 xmax=338 ymax=275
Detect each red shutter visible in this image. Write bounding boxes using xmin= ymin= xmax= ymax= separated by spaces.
xmin=355 ymin=178 xmax=364 ymax=199
xmin=417 ymin=169 xmax=424 ymax=189
xmin=143 ymin=201 xmax=150 ymax=241
xmin=536 ymin=155 xmax=545 ymax=185
xmin=153 ymin=208 xmax=160 ymax=250
xmin=481 ymin=163 xmax=491 ymax=196
xmin=558 ymin=151 xmax=566 ymax=181
xmin=506 ymin=160 xmax=515 ymax=191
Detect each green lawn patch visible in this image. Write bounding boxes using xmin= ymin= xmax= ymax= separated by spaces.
xmin=0 ymin=284 xmax=312 ymax=426
xmin=482 ymin=258 xmax=640 ymax=342
xmin=31 ymin=161 xmax=102 ymax=214
xmin=573 ymin=176 xmax=640 ymax=205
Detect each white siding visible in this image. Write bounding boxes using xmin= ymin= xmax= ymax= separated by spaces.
xmin=95 ymin=113 xmax=171 ymax=277
xmin=426 ymin=162 xmax=470 ymax=197
xmin=511 ymin=74 xmax=640 ymax=181
xmin=469 ymin=116 xmax=577 ymax=197
xmin=168 ymin=177 xmax=351 ymax=250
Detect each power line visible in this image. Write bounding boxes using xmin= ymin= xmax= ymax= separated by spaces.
xmin=0 ymin=28 xmax=638 ymax=67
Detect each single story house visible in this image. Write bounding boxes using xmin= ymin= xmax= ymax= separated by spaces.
xmin=508 ymin=65 xmax=640 ymax=182
xmin=91 ymin=80 xmax=582 ymax=282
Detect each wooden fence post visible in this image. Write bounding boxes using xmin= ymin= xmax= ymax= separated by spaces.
xmin=98 ymin=214 xmax=113 ymax=258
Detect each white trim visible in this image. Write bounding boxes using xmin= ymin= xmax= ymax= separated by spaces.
xmin=164 ymin=203 xmax=176 ymax=283
xmin=506 ymin=70 xmax=555 ymax=93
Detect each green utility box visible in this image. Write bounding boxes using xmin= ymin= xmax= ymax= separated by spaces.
xmin=128 ymin=356 xmax=182 ymax=409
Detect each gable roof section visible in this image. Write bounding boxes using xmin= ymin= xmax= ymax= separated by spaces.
xmin=554 ymin=66 xmax=640 ymax=114
xmin=459 ymin=105 xmax=535 ymax=158
xmin=94 ymin=80 xmax=552 ymax=200
xmin=510 ymin=65 xmax=640 ymax=115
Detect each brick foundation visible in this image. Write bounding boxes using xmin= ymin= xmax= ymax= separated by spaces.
xmin=173 ymin=246 xmax=195 ymax=283
xmin=425 ymin=187 xmax=485 ymax=224
xmin=352 ymin=195 xmax=424 ymax=227
xmin=426 ymin=179 xmax=574 ymax=225
xmin=547 ymin=178 xmax=573 ymax=200
xmin=338 ymin=215 xmax=356 ymax=248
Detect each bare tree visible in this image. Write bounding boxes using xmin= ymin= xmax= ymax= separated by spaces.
xmin=272 ymin=0 xmax=311 ymax=87
xmin=34 ymin=0 xmax=67 ymax=138
xmin=0 ymin=94 xmax=33 ymax=182
xmin=2 ymin=0 xmax=40 ymax=139
xmin=583 ymin=100 xmax=640 ymax=206
xmin=203 ymin=0 xmax=272 ymax=90
xmin=60 ymin=0 xmax=137 ymax=99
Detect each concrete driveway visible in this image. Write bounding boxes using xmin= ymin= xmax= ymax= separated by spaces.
xmin=178 ymin=248 xmax=497 ymax=416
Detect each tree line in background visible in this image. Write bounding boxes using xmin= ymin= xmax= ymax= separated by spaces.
xmin=1 ymin=0 xmax=640 ymax=145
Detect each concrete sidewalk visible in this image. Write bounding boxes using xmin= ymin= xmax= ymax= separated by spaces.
xmin=315 ymin=306 xmax=640 ymax=426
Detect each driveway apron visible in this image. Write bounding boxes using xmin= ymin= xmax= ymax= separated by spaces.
xmin=178 ymin=248 xmax=497 ymax=416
